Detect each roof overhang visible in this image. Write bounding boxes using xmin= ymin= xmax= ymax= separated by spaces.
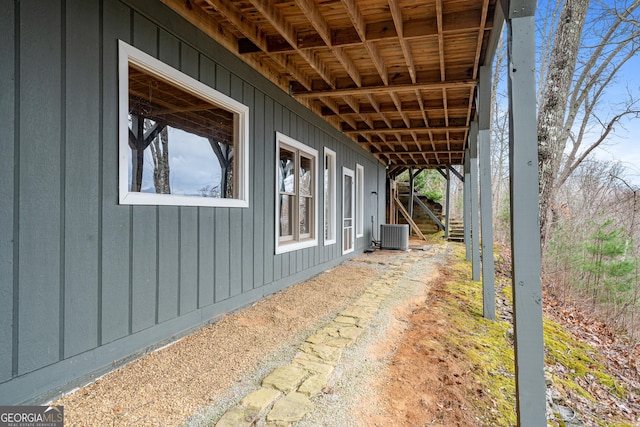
xmin=161 ymin=0 xmax=504 ymax=171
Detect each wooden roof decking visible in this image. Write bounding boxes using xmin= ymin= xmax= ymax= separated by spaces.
xmin=161 ymin=0 xmax=497 ymax=169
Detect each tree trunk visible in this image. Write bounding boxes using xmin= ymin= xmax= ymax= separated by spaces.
xmin=151 ymin=126 xmax=171 ymax=194
xmin=537 ymin=0 xmax=590 ymax=246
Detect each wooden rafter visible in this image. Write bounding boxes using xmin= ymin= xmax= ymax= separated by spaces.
xmin=161 ymin=0 xmax=498 ymax=170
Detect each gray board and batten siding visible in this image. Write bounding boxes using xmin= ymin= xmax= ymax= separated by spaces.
xmin=0 ymin=0 xmax=385 ymax=404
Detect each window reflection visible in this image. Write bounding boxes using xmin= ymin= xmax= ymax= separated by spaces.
xmin=128 ymin=64 xmax=237 ymax=198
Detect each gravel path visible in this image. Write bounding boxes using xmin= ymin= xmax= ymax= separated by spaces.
xmin=54 ymin=250 xmax=414 ymax=426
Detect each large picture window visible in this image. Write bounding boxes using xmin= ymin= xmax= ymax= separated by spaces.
xmin=118 ymin=40 xmax=249 ymax=207
xmin=275 ymin=133 xmax=318 ymax=254
xmin=324 ymin=148 xmax=337 ymax=245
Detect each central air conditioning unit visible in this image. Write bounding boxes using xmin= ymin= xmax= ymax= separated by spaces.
xmin=380 ymin=224 xmax=409 ymax=251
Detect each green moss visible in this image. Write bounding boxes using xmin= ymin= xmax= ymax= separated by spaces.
xmin=438 ymin=244 xmax=517 ymax=425
xmin=544 ymin=319 xmax=626 ymax=399
xmin=444 ymin=242 xmax=629 ymax=426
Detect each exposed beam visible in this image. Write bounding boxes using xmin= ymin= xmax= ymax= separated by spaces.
xmin=388 ymin=0 xmax=417 ymax=83
xmin=201 ymin=0 xmax=314 ymax=90
xmin=294 ymin=80 xmax=476 ymax=98
xmin=248 ymin=0 xmax=336 ymax=88
xmin=333 ymin=46 xmax=362 ymax=87
xmin=436 ymin=0 xmax=446 ymax=81
xmin=238 ymin=10 xmax=491 ymax=54
xmin=344 ymin=126 xmax=469 ymax=135
xmin=295 ymin=0 xmax=332 ymax=47
xmin=374 ymin=150 xmax=465 ymax=155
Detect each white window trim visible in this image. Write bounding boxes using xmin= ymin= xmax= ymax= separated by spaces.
xmin=275 ymin=132 xmax=318 ymax=254
xmin=118 ymin=40 xmax=250 ymax=207
xmin=323 ymin=147 xmax=337 ymax=246
xmin=356 ymin=163 xmax=364 ymax=238
xmin=343 ymin=167 xmax=355 ymax=255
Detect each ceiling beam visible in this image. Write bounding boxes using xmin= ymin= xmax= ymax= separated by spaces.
xmin=294 ymin=80 xmax=476 ymax=98
xmin=238 ymin=10 xmax=491 ymax=54
xmin=249 ymin=0 xmax=337 ymax=88
xmin=345 ymin=126 xmax=469 ymax=135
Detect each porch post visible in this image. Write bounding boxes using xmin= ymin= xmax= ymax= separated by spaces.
xmin=463 ymin=150 xmax=471 ymax=260
xmin=469 ymin=121 xmax=481 ymax=281
xmin=445 ymin=168 xmax=451 ymax=239
xmin=478 ymin=65 xmax=496 ymax=320
xmin=506 ymin=3 xmax=546 ymax=425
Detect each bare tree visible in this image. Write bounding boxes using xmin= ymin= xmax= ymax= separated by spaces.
xmin=537 ymin=0 xmax=640 ymax=245
xmin=150 ymin=126 xmax=171 ymax=194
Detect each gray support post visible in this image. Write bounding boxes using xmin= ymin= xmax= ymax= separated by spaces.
xmin=506 ymin=8 xmax=546 ymax=426
xmin=463 ymin=151 xmax=471 ymax=260
xmin=445 ymin=168 xmax=451 ymax=239
xmin=479 ymin=65 xmax=496 ymax=320
xmin=408 ymin=167 xmax=415 ymax=218
xmin=469 ymin=122 xmax=481 ymax=281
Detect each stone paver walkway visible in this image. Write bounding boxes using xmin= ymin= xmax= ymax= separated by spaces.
xmin=215 ymin=252 xmax=420 ymax=427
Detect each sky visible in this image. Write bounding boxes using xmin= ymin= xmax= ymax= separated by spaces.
xmin=547 ymin=0 xmax=640 ymax=185
xmin=137 ymin=127 xmax=222 ymax=197
xmin=590 ymin=52 xmax=640 ymax=185
xmin=529 ymin=0 xmax=640 ymax=186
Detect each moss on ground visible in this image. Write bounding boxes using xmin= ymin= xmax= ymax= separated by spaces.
xmin=438 ymin=245 xmax=517 ymax=425
xmin=442 ymin=243 xmax=631 ymax=426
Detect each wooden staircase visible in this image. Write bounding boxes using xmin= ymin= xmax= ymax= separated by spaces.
xmin=447 ymin=219 xmax=465 ymax=242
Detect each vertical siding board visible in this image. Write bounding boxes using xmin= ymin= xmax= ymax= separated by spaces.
xmin=242 ymin=83 xmax=255 ymax=293
xmin=198 ymin=208 xmax=215 ymax=308
xmin=263 ymin=96 xmax=275 ymax=284
xmin=180 ymin=208 xmax=198 ymax=314
xmin=132 ymin=12 xmax=157 ymax=55
xmin=198 ymin=56 xmax=216 ymax=307
xmin=214 ymin=208 xmax=230 ymax=302
xmin=252 ymin=91 xmax=265 ymax=288
xmin=214 ymin=65 xmax=231 ymax=301
xmin=101 ymin=0 xmax=131 ymax=345
xmin=63 ymin=0 xmax=100 ymax=358
xmin=18 ymin=0 xmax=62 ymax=374
xmin=158 ymin=29 xmax=180 ymax=68
xmin=0 ymin=0 xmax=15 ymax=382
xmin=130 ymin=13 xmax=158 ymax=334
xmin=180 ymin=43 xmax=199 ymax=79
xmin=273 ymin=104 xmax=283 ymax=281
xmin=157 ymin=208 xmax=179 ymax=323
xmin=168 ymin=38 xmax=200 ymax=315
xmin=131 ymin=208 xmax=158 ymax=333
xmin=228 ymin=75 xmax=243 ymax=297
